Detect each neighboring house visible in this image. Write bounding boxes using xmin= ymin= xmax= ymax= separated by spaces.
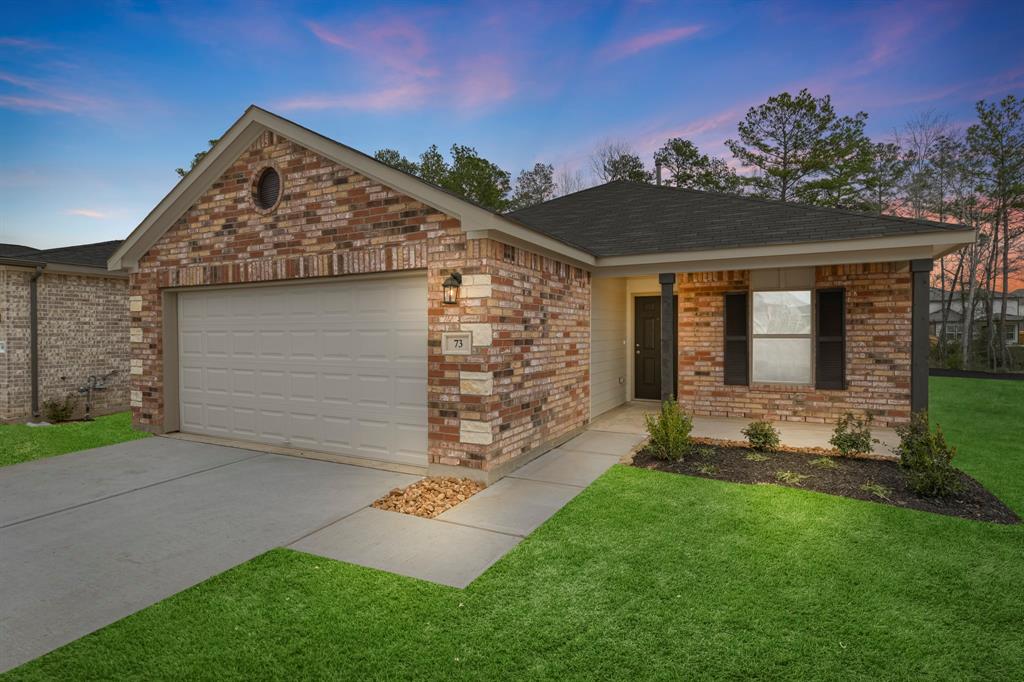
xmin=930 ymin=287 xmax=1023 ymax=346
xmin=0 ymin=241 xmax=129 ymax=422
xmin=107 ymin=107 xmax=974 ymax=482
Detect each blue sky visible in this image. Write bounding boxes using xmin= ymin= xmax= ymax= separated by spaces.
xmin=1 ymin=0 xmax=1022 ymax=249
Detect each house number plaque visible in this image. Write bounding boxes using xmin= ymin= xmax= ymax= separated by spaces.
xmin=442 ymin=331 xmax=473 ymax=355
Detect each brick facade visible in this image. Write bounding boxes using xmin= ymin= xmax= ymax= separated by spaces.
xmin=676 ymin=263 xmax=912 ymax=426
xmin=0 ymin=268 xmax=129 ymax=422
xmin=129 ymin=131 xmax=589 ymax=473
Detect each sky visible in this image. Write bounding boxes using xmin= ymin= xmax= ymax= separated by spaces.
xmin=1 ymin=0 xmax=1022 ymax=249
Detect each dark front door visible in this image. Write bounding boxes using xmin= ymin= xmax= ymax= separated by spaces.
xmin=635 ymin=296 xmax=677 ymax=400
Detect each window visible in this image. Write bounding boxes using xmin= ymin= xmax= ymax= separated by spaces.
xmin=751 ymin=290 xmax=812 ymax=384
xmin=253 ymin=167 xmax=281 ymax=210
xmin=1007 ymin=323 xmax=1020 ymax=345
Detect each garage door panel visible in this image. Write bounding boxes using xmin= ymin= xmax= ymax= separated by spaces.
xmin=178 ymin=276 xmax=427 ymax=466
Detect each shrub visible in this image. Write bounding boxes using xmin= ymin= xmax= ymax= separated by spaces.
xmin=644 ymin=399 xmax=693 ymax=461
xmin=829 ymin=412 xmax=875 ymax=456
xmin=810 ymin=456 xmax=840 ymax=470
xmin=42 ymin=394 xmax=79 ymax=423
xmin=895 ymin=411 xmax=961 ymax=498
xmin=860 ymin=481 xmax=892 ymax=501
xmin=775 ymin=470 xmax=809 ymax=486
xmin=742 ymin=420 xmax=780 ymax=452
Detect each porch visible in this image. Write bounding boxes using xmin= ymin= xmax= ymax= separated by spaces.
xmin=590 ymin=401 xmax=900 ymax=458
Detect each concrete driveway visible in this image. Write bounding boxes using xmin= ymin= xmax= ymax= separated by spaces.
xmin=0 ymin=437 xmax=417 ymax=672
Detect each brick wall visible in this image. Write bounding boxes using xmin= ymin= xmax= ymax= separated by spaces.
xmin=676 ymin=263 xmax=912 ymax=426
xmin=130 ymin=131 xmax=589 ymax=473
xmin=0 ymin=269 xmax=129 ymax=422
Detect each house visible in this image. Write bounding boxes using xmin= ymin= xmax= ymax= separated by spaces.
xmin=0 ymin=240 xmax=129 ymax=422
xmin=107 ymin=106 xmax=974 ymax=482
xmin=930 ymin=287 xmax=1023 ymax=346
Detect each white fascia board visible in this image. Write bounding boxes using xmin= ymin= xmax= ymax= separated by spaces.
xmin=592 ymin=229 xmax=975 ymax=277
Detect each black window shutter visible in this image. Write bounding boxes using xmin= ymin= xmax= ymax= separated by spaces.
xmin=723 ymin=292 xmax=748 ymax=386
xmin=816 ymin=289 xmax=846 ymax=389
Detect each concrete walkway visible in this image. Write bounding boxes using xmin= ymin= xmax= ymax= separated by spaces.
xmin=590 ymin=401 xmax=899 ymax=456
xmin=290 ymin=430 xmax=645 ymax=588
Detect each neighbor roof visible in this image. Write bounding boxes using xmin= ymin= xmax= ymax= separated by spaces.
xmin=5 ymin=241 xmax=124 ymax=269
xmin=0 ymin=243 xmax=40 ymax=257
xmin=509 ymin=181 xmax=970 ymax=258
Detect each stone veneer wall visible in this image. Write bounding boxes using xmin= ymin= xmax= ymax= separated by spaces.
xmin=0 ymin=269 xmax=129 ymax=422
xmin=130 ymin=130 xmax=590 ymax=473
xmin=676 ymin=263 xmax=912 ymax=426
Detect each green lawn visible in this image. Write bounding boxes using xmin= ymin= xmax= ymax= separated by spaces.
xmin=6 ymin=378 xmax=1023 ymax=680
xmin=0 ymin=412 xmax=149 ymax=468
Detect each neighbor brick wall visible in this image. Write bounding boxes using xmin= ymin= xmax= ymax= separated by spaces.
xmin=676 ymin=263 xmax=912 ymax=426
xmin=130 ymin=130 xmax=589 ymax=472
xmin=0 ymin=268 xmax=129 ymax=422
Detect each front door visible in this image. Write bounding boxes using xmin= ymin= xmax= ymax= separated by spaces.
xmin=634 ymin=295 xmax=677 ymax=400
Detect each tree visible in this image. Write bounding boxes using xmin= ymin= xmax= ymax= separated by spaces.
xmin=966 ymin=95 xmax=1024 ymax=369
xmin=373 ymin=143 xmax=514 ymax=212
xmin=862 ymin=141 xmax=909 ymax=214
xmin=654 ymin=137 xmax=741 ymax=193
xmin=175 ymin=139 xmax=219 ymax=178
xmin=373 ymin=148 xmax=419 ymax=176
xmin=726 ymin=89 xmax=837 ymax=201
xmin=591 ymin=141 xmax=653 ymax=183
xmin=444 ymin=144 xmax=512 ymax=211
xmin=555 ymin=166 xmax=587 ymax=196
xmin=795 ymin=112 xmax=874 ymax=209
xmin=509 ymin=163 xmax=556 ymax=210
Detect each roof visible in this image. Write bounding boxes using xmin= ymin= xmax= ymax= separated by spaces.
xmin=0 ymin=243 xmax=40 ymax=257
xmin=109 ymin=105 xmax=975 ymax=273
xmin=508 ymin=181 xmax=971 ymax=258
xmin=2 ymin=241 xmax=124 ymax=269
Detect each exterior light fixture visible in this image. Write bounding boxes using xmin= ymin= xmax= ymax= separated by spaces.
xmin=442 ymin=271 xmax=462 ymax=305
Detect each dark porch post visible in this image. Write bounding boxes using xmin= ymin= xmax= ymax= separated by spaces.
xmin=910 ymin=258 xmax=933 ymax=414
xmin=659 ymin=273 xmax=676 ymax=402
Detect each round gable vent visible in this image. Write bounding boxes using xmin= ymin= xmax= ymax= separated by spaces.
xmin=253 ymin=167 xmax=281 ymax=211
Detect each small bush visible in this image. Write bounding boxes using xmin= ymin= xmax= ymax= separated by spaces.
xmin=860 ymin=481 xmax=892 ymax=501
xmin=696 ymin=463 xmax=717 ymax=476
xmin=895 ymin=411 xmax=961 ymax=498
xmin=810 ymin=456 xmax=840 ymax=470
xmin=742 ymin=420 xmax=780 ymax=452
xmin=775 ymin=470 xmax=808 ymax=486
xmin=829 ymin=412 xmax=875 ymax=456
xmin=692 ymin=445 xmax=715 ymax=459
xmin=42 ymin=394 xmax=79 ymax=423
xmin=744 ymin=452 xmax=770 ymax=462
xmin=644 ymin=399 xmax=693 ymax=461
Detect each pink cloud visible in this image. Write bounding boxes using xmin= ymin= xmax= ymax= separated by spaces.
xmin=65 ymin=208 xmax=108 ymax=219
xmin=451 ymin=56 xmax=517 ymax=110
xmin=0 ymin=71 xmax=113 ymax=114
xmin=278 ymin=83 xmax=430 ymax=112
xmin=307 ymin=20 xmax=440 ymax=79
xmin=600 ymin=25 xmax=703 ymax=62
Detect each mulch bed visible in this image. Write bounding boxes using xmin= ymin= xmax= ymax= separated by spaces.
xmin=372 ymin=477 xmax=485 ymax=518
xmin=632 ymin=442 xmax=1019 ymax=524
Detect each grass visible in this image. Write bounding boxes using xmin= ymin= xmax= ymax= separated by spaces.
xmin=0 ymin=412 xmax=148 ymax=468
xmin=5 ymin=378 xmax=1024 ymax=680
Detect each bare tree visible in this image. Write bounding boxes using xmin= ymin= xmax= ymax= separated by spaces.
xmin=554 ymin=166 xmax=588 ymax=197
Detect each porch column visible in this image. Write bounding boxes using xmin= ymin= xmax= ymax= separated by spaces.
xmin=659 ymin=273 xmax=676 ymax=402
xmin=910 ymin=258 xmax=933 ymax=414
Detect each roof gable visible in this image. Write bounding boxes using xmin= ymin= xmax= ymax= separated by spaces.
xmin=108 ymin=106 xmax=593 ymax=271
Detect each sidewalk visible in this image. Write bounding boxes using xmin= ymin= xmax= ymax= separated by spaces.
xmin=289 ymin=430 xmax=645 ymax=588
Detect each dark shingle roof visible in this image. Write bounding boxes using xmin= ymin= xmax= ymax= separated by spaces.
xmin=5 ymin=240 xmax=124 ymax=269
xmin=0 ymin=243 xmax=40 ymax=257
xmin=507 ymin=181 xmax=969 ymax=258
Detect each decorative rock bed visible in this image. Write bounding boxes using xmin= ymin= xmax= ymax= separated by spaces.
xmin=372 ymin=477 xmax=485 ymax=518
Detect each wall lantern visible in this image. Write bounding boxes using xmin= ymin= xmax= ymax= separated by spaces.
xmin=442 ymin=271 xmax=462 ymax=305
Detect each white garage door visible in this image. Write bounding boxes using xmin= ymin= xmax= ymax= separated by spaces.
xmin=177 ymin=275 xmax=427 ymax=467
